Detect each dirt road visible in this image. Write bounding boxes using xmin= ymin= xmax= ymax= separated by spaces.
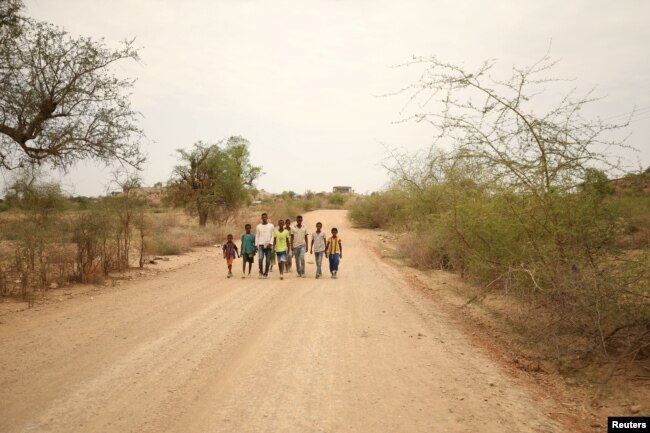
xmin=0 ymin=209 xmax=562 ymax=433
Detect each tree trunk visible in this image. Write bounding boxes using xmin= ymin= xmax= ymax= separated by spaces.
xmin=199 ymin=209 xmax=209 ymax=227
xmin=139 ymin=229 xmax=145 ymax=269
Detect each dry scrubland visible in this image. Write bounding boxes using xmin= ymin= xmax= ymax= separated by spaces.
xmin=350 ymin=170 xmax=650 ymax=393
xmin=0 ymin=189 xmax=353 ymax=301
xmin=0 ymin=210 xmax=232 ymax=298
xmin=1 ymin=180 xmax=648 ymax=421
xmin=2 ymin=210 xmax=577 ymax=433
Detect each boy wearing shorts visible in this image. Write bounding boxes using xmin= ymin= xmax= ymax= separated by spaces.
xmin=274 ymin=219 xmax=291 ymax=280
xmin=240 ymin=224 xmax=256 ymax=278
xmin=222 ymin=234 xmax=240 ymax=278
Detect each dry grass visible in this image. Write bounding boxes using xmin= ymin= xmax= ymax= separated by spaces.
xmin=0 ymin=208 xmax=258 ymax=298
xmin=144 ymin=209 xmax=260 ymax=256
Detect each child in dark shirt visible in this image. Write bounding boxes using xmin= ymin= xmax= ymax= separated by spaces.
xmin=222 ymin=234 xmax=240 ymax=278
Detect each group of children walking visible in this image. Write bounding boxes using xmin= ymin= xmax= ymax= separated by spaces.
xmin=222 ymin=213 xmax=343 ymax=280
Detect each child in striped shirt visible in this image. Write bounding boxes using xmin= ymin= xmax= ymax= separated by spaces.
xmin=325 ymin=227 xmax=343 ymax=279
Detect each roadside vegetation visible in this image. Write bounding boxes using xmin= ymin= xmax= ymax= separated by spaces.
xmin=0 ymin=170 xmax=353 ymax=300
xmin=351 ymin=55 xmax=650 ymax=380
xmin=0 ymin=2 xmax=257 ymax=301
xmin=254 ymin=190 xmax=355 ymax=219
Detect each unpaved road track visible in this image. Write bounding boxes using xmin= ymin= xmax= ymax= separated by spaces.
xmin=1 ymin=210 xmax=561 ymax=433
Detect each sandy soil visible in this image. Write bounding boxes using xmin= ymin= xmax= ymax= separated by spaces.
xmin=0 ymin=209 xmax=564 ymax=433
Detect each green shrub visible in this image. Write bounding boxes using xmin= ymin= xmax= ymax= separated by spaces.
xmin=1 ymin=229 xmax=19 ymax=240
xmin=349 ymin=190 xmax=408 ymax=228
xmin=327 ymin=193 xmax=346 ymax=207
xmin=150 ymin=236 xmax=183 ymax=255
xmin=352 ymin=174 xmax=650 ymax=364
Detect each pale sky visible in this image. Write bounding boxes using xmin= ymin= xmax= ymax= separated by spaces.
xmin=12 ymin=0 xmax=650 ymax=196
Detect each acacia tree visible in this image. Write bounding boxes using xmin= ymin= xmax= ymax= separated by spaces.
xmin=0 ymin=0 xmax=144 ymax=170
xmin=395 ymin=54 xmax=637 ymax=264
xmin=108 ymin=169 xmax=143 ymax=270
xmin=388 ymin=54 xmax=650 ymax=361
xmin=168 ymin=137 xmax=262 ymax=226
xmin=398 ymin=54 xmax=631 ymax=193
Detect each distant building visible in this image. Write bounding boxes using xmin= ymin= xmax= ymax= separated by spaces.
xmin=109 ymin=187 xmax=164 ymax=205
xmin=332 ymin=186 xmax=353 ymax=193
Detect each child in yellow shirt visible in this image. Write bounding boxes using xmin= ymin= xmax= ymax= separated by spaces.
xmin=273 ymin=219 xmax=291 ymax=280
xmin=325 ymin=227 xmax=343 ymax=279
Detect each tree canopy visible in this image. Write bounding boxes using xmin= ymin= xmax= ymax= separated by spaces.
xmin=168 ymin=136 xmax=262 ymax=226
xmin=0 ymin=0 xmax=144 ymax=171
xmin=395 ymin=54 xmax=631 ymax=195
